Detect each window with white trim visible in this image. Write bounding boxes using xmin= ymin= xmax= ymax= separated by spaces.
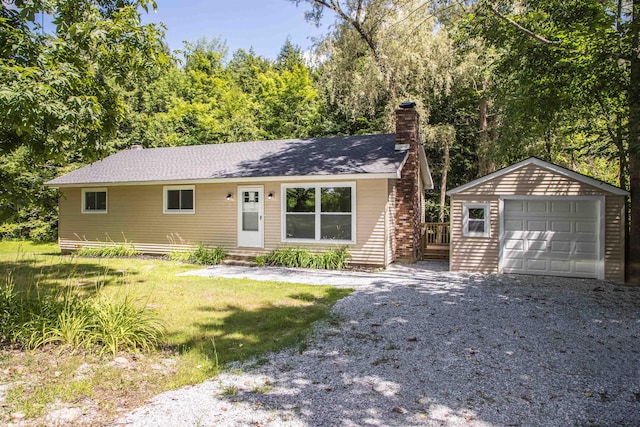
xmin=283 ymin=183 xmax=355 ymax=242
xmin=82 ymin=188 xmax=107 ymax=213
xmin=463 ymin=203 xmax=490 ymax=237
xmin=164 ymin=185 xmax=195 ymax=214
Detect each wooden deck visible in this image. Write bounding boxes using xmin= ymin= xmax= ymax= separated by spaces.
xmin=422 ymin=222 xmax=450 ymax=261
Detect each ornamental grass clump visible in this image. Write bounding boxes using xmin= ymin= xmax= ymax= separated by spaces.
xmin=90 ymin=295 xmax=165 ymax=355
xmin=258 ymin=246 xmax=350 ymax=270
xmin=169 ymin=244 xmax=227 ymax=265
xmin=77 ymin=244 xmax=139 ymax=258
xmin=0 ymin=271 xmax=165 ymax=354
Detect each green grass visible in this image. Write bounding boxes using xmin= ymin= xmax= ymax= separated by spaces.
xmin=0 ymin=241 xmax=351 ymax=424
xmin=0 ymin=240 xmax=58 ymax=255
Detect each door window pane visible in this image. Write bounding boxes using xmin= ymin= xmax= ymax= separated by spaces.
xmin=243 ymin=212 xmax=259 ymax=231
xmin=244 ymin=191 xmax=259 ymax=203
xmin=242 ymin=191 xmax=260 ymax=231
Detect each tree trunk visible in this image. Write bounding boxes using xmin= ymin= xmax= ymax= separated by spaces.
xmin=439 ymin=138 xmax=450 ymax=223
xmin=478 ymin=78 xmax=494 ymax=176
xmin=308 ymin=0 xmax=396 ymax=103
xmin=616 ymin=117 xmax=628 ymax=190
xmin=627 ymin=0 xmax=640 ymax=283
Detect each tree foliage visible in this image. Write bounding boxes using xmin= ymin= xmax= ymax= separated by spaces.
xmin=293 ymin=0 xmax=494 ymax=221
xmin=0 ymin=0 xmax=167 ymax=239
xmin=0 ymin=0 xmax=166 ymax=159
xmin=468 ymin=0 xmax=632 ymax=184
xmin=468 ymin=0 xmax=638 ymax=281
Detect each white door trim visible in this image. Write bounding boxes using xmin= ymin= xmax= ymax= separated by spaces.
xmin=237 ymin=185 xmax=264 ymax=248
xmin=498 ymin=195 xmax=605 ymax=280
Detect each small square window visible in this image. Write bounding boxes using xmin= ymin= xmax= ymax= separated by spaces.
xmin=463 ymin=203 xmax=490 ymax=238
xmin=164 ymin=186 xmax=195 ymax=214
xmin=82 ymin=188 xmax=107 ymax=213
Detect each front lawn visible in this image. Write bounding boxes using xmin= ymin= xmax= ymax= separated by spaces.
xmin=0 ymin=241 xmax=350 ymax=425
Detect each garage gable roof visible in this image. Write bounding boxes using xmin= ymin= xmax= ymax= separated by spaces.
xmin=447 ymin=157 xmax=629 ymax=196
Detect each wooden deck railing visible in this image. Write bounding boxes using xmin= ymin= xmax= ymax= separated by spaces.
xmin=423 ymin=222 xmax=450 ymax=246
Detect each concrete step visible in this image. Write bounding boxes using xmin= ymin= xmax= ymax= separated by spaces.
xmin=223 ymin=258 xmax=259 ymax=267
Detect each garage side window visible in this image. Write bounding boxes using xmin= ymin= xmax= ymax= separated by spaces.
xmin=463 ymin=203 xmax=490 ymax=238
xmin=164 ymin=185 xmax=195 ymax=214
xmin=82 ymin=188 xmax=107 ymax=213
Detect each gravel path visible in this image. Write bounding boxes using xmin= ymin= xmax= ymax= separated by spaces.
xmin=116 ymin=264 xmax=640 ymax=426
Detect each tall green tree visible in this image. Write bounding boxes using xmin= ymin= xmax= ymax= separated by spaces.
xmin=0 ymin=0 xmax=166 ymax=239
xmin=1 ymin=0 xmax=166 ymax=158
xmin=258 ymin=41 xmax=321 ymax=138
xmin=125 ymin=38 xmax=323 ymax=146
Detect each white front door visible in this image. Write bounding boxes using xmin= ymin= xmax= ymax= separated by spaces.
xmin=501 ymin=198 xmax=602 ymax=279
xmin=237 ymin=186 xmax=264 ymax=248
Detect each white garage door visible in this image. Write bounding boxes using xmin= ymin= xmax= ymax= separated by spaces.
xmin=501 ymin=199 xmax=601 ymax=278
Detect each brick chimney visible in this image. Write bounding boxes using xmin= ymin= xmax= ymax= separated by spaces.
xmin=394 ymin=102 xmax=422 ymax=262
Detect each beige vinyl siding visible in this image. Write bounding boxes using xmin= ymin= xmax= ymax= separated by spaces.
xmin=604 ymin=195 xmax=625 ymax=282
xmin=449 ymin=196 xmax=500 ymax=273
xmin=59 ymin=178 xmax=390 ymax=266
xmin=59 ymin=184 xmax=236 ymax=252
xmin=263 ymin=179 xmax=388 ymax=265
xmin=460 ymin=164 xmax=609 ymax=196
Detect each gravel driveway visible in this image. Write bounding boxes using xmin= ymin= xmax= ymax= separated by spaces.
xmin=116 ymin=263 xmax=640 ymax=426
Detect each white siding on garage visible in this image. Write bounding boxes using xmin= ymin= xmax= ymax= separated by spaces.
xmin=501 ymin=198 xmax=601 ymax=278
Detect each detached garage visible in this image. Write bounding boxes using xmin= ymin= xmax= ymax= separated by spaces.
xmin=447 ymin=157 xmax=629 ymax=282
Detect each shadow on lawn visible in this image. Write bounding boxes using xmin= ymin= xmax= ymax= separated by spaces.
xmin=0 ymin=258 xmax=139 ymax=296
xmin=168 ymin=287 xmax=351 ymax=365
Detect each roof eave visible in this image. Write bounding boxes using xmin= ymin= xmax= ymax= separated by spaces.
xmin=391 ymin=145 xmax=432 ymax=189
xmin=418 ymin=144 xmax=434 ymax=189
xmin=45 ymin=172 xmax=401 ymax=188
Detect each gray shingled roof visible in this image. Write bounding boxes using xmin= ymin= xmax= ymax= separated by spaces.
xmin=46 ymin=134 xmax=408 ymax=186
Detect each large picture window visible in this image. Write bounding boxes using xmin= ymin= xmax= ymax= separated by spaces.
xmin=82 ymin=188 xmax=107 ymax=213
xmin=283 ymin=183 xmax=355 ymax=242
xmin=164 ymin=185 xmax=195 ymax=214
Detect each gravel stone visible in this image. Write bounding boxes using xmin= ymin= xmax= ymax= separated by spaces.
xmin=116 ymin=263 xmax=640 ymax=426
xmin=46 ymin=407 xmax=84 ymax=425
